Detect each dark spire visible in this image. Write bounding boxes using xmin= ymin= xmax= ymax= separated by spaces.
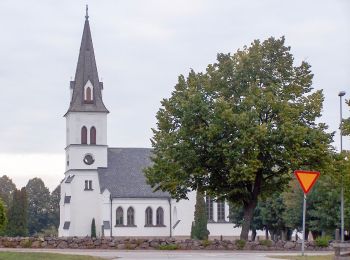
xmin=66 ymin=7 xmax=109 ymax=115
xmin=85 ymin=5 xmax=89 ymax=20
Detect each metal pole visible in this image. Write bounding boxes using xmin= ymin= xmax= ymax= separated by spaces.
xmin=302 ymin=194 xmax=306 ymax=256
xmin=340 ymin=94 xmax=344 ymax=242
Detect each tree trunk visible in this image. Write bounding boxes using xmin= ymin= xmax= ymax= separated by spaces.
xmin=240 ymin=171 xmax=262 ymax=241
xmin=265 ymin=228 xmax=269 ymax=240
xmin=240 ymin=199 xmax=257 ymax=240
xmin=252 ymin=229 xmax=257 ymax=241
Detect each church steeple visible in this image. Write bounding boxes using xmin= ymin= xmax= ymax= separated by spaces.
xmin=66 ymin=6 xmax=109 ymax=114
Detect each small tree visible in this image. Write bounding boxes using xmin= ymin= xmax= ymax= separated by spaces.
xmin=6 ymin=188 xmax=28 ymax=236
xmin=191 ymin=190 xmax=209 ymax=240
xmin=91 ymin=218 xmax=96 ymax=238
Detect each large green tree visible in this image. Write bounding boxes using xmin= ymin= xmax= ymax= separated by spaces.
xmin=0 ymin=175 xmax=16 ymax=208
xmin=7 ymin=188 xmax=28 ymax=236
xmin=145 ymin=37 xmax=333 ymax=240
xmin=26 ymin=178 xmax=51 ymax=235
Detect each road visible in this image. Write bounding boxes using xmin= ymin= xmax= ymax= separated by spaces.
xmin=0 ymin=248 xmax=333 ymax=260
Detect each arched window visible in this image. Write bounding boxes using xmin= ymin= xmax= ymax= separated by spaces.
xmin=217 ymin=200 xmax=226 ymax=222
xmin=81 ymin=126 xmax=87 ymax=144
xmin=156 ymin=207 xmax=164 ymax=226
xmin=145 ymin=207 xmax=153 ymax=226
xmin=127 ymin=207 xmax=135 ymax=226
xmin=90 ymin=126 xmax=96 ymax=145
xmin=206 ymin=196 xmax=214 ymax=222
xmin=116 ymin=207 xmax=124 ymax=226
xmin=86 ymin=87 xmax=92 ymax=102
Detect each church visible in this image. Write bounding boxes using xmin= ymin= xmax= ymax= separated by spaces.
xmin=58 ymin=9 xmax=241 ymax=238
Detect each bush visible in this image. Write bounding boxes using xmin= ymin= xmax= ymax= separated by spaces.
xmin=91 ymin=218 xmax=96 ymax=238
xmin=315 ymin=235 xmax=331 ymax=247
xmin=235 ymin=239 xmax=246 ymax=250
xmin=259 ymin=239 xmax=272 ymax=247
xmin=202 ymin=240 xmax=212 ymax=247
xmin=158 ymin=244 xmax=178 ymax=250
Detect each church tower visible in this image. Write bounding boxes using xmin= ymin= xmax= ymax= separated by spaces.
xmin=59 ymin=7 xmax=108 ymax=237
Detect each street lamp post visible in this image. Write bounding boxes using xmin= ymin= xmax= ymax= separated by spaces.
xmin=339 ymin=90 xmax=346 ymax=242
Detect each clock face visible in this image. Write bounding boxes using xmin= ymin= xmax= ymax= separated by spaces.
xmin=83 ymin=154 xmax=95 ymax=165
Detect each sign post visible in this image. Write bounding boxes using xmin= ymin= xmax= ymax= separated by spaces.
xmin=294 ymin=170 xmax=320 ymax=256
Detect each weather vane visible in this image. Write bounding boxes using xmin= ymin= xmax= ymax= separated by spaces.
xmin=85 ymin=4 xmax=89 ymax=19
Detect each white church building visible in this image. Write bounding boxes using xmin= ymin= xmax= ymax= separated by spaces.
xmin=59 ymin=10 xmax=244 ymax=239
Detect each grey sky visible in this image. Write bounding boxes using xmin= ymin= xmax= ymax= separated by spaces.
xmin=0 ymin=0 xmax=349 ymax=190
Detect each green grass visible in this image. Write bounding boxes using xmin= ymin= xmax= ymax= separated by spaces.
xmin=0 ymin=252 xmax=106 ymax=260
xmin=157 ymin=244 xmax=179 ymax=250
xmin=269 ymin=255 xmax=332 ymax=260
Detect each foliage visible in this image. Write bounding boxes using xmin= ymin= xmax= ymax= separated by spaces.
xmin=342 ymin=100 xmax=350 ymax=135
xmin=37 ymin=226 xmax=58 ymax=237
xmin=26 ymin=178 xmax=51 ymax=235
xmin=202 ymin=239 xmax=212 ymax=247
xmin=91 ymin=218 xmax=96 ymax=238
xmin=49 ymin=185 xmax=60 ymax=229
xmin=235 ymin=239 xmax=246 ymax=249
xmin=259 ymin=239 xmax=272 ymax=247
xmin=145 ymin=36 xmax=333 ymax=240
xmin=157 ymin=244 xmax=179 ymax=250
xmin=190 ymin=190 xmax=209 ymax=240
xmin=0 ymin=175 xmax=16 ymax=208
xmin=0 ymin=252 xmax=106 ymax=260
xmin=6 ymin=188 xmax=28 ymax=236
xmin=315 ymin=235 xmax=331 ymax=247
xmin=0 ymin=198 xmax=7 ymax=233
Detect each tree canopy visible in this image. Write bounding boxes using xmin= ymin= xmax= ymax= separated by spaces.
xmin=145 ymin=36 xmax=333 ymax=240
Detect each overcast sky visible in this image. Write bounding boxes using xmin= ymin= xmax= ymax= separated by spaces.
xmin=0 ymin=0 xmax=349 ymax=191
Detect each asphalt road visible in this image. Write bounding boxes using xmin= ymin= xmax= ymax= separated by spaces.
xmin=0 ymin=248 xmax=333 ymax=260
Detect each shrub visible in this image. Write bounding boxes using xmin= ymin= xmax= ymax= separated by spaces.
xmin=202 ymin=239 xmax=212 ymax=247
xmin=158 ymin=244 xmax=178 ymax=250
xmin=235 ymin=239 xmax=246 ymax=250
xmin=91 ymin=218 xmax=96 ymax=238
xmin=315 ymin=235 xmax=331 ymax=247
xmin=259 ymin=239 xmax=272 ymax=247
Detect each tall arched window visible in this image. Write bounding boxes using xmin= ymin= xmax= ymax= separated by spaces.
xmin=116 ymin=207 xmax=124 ymax=226
xmin=90 ymin=126 xmax=96 ymax=145
xmin=81 ymin=126 xmax=87 ymax=144
xmin=156 ymin=207 xmax=164 ymax=226
xmin=127 ymin=207 xmax=135 ymax=226
xmin=145 ymin=207 xmax=153 ymax=226
xmin=206 ymin=196 xmax=214 ymax=222
xmin=85 ymin=87 xmax=92 ymax=102
xmin=217 ymin=200 xmax=226 ymax=222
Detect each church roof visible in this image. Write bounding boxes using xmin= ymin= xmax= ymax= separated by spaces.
xmin=66 ymin=10 xmax=108 ymax=115
xmin=98 ymin=148 xmax=170 ymax=199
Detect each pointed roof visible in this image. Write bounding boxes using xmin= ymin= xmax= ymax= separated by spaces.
xmin=66 ymin=9 xmax=109 ymax=115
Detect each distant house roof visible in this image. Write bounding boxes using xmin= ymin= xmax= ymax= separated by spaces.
xmin=98 ymin=148 xmax=170 ymax=199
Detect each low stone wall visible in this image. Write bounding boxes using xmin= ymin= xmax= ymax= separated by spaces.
xmin=0 ymin=237 xmax=334 ymax=251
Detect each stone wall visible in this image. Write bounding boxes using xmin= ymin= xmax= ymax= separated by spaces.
xmin=0 ymin=237 xmax=333 ymax=251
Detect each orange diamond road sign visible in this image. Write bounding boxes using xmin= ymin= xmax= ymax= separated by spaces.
xmin=294 ymin=170 xmax=320 ymax=194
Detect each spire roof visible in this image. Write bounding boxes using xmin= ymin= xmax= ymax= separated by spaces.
xmin=66 ymin=8 xmax=109 ymax=114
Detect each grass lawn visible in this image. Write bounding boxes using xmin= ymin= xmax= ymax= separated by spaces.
xmin=269 ymin=255 xmax=333 ymax=260
xmin=0 ymin=252 xmax=107 ymax=260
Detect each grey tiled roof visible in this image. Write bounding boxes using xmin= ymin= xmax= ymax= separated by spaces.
xmin=65 ymin=175 xmax=75 ymax=183
xmin=66 ymin=16 xmax=108 ymax=114
xmin=98 ymin=148 xmax=170 ymax=199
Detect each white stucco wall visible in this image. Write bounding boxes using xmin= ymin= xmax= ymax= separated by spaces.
xmin=100 ymin=192 xmax=171 ymax=237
